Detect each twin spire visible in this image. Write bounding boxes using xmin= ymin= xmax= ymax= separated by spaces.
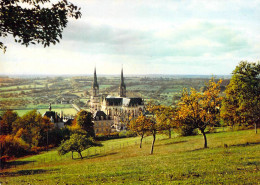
xmin=92 ymin=67 xmax=126 ymax=97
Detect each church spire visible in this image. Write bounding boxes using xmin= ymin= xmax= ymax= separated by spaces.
xmin=93 ymin=67 xmax=98 ymax=88
xmin=92 ymin=67 xmax=99 ymax=97
xmin=119 ymin=67 xmax=126 ymax=97
xmin=120 ymin=67 xmax=125 ymax=86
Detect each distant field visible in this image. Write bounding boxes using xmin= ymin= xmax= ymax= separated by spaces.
xmin=37 ymin=108 xmax=78 ymax=116
xmin=127 ymin=85 xmax=161 ymax=91
xmin=99 ymin=85 xmax=113 ymax=89
xmin=1 ymin=129 xmax=259 ymax=184
xmin=0 ymin=85 xmax=27 ymax=91
xmin=0 ymin=104 xmax=78 ymax=116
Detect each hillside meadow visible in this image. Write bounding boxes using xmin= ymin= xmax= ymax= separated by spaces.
xmin=1 ymin=129 xmax=260 ymax=184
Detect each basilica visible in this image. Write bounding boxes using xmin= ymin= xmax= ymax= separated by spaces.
xmin=89 ymin=68 xmax=144 ymax=134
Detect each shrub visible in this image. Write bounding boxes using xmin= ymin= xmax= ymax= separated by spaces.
xmin=175 ymin=125 xmax=198 ymax=136
xmin=0 ymin=135 xmax=30 ymax=158
xmin=125 ymin=130 xmax=137 ymax=137
xmin=207 ymin=127 xmax=217 ymax=133
xmin=119 ymin=131 xmax=127 ymax=138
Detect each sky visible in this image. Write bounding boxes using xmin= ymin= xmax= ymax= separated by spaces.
xmin=1 ymin=0 xmax=260 ymax=75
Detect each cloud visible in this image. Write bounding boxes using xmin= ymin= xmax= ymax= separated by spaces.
xmin=1 ymin=0 xmax=260 ymax=75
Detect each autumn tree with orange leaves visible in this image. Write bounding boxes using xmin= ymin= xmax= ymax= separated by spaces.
xmin=177 ymin=79 xmax=223 ymax=148
xmin=155 ymin=105 xmax=177 ymax=139
xmin=129 ymin=113 xmax=151 ymax=148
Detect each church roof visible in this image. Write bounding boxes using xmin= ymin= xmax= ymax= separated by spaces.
xmin=93 ymin=111 xmax=109 ymax=120
xmin=105 ymin=96 xmax=144 ymax=107
xmin=105 ymin=97 xmax=123 ymax=106
xmin=125 ymin=98 xmax=144 ymax=106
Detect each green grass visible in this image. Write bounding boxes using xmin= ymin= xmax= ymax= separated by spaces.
xmin=1 ymin=107 xmax=77 ymax=116
xmin=127 ymin=85 xmax=161 ymax=91
xmin=1 ymin=130 xmax=260 ymax=184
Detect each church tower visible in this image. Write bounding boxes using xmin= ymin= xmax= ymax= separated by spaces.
xmin=119 ymin=67 xmax=126 ymax=97
xmin=90 ymin=67 xmax=100 ymax=113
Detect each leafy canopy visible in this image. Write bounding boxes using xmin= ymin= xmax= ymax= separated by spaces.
xmin=221 ymin=61 xmax=260 ymax=130
xmin=58 ymin=133 xmax=98 ymax=159
xmin=0 ymin=0 xmax=81 ymax=52
xmin=177 ymin=79 xmax=222 ymax=148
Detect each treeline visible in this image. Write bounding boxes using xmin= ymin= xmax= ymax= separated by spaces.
xmin=129 ymin=61 xmax=260 ymax=154
xmin=0 ymin=110 xmax=70 ymax=159
xmin=0 ymin=109 xmax=100 ymax=167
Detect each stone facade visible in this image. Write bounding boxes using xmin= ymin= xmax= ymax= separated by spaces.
xmin=89 ymin=68 xmax=144 ymax=134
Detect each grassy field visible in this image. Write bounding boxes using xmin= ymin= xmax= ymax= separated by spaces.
xmin=1 ymin=129 xmax=260 ymax=184
xmin=0 ymin=104 xmax=78 ymax=116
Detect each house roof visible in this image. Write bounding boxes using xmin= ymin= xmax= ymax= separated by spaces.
xmin=43 ymin=111 xmax=60 ymax=123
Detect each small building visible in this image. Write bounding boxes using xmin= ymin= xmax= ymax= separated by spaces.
xmin=93 ymin=111 xmax=114 ymax=135
xmin=43 ymin=104 xmax=64 ymax=128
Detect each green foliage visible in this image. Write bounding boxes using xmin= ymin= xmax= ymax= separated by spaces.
xmin=58 ymin=133 xmax=98 ymax=159
xmin=0 ymin=109 xmax=60 ymax=158
xmin=12 ymin=110 xmax=54 ymax=147
xmin=221 ymin=61 xmax=260 ymax=132
xmin=175 ymin=125 xmax=198 ymax=136
xmin=118 ymin=130 xmax=137 ymax=138
xmin=76 ymin=110 xmax=95 ymax=138
xmin=0 ymin=0 xmax=81 ymax=52
xmin=0 ymin=109 xmax=19 ymax=135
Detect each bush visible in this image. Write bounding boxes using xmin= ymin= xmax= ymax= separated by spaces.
xmin=0 ymin=135 xmax=30 ymax=158
xmin=119 ymin=131 xmax=127 ymax=138
xmin=126 ymin=130 xmax=137 ymax=137
xmin=207 ymin=127 xmax=217 ymax=133
xmin=175 ymin=125 xmax=198 ymax=136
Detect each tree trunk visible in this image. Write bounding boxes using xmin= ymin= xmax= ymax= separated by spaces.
xmin=168 ymin=128 xmax=171 ymax=138
xmin=150 ymin=131 xmax=156 ymax=155
xmin=140 ymin=134 xmax=144 ymax=148
xmin=71 ymin=151 xmax=73 ymax=159
xmin=255 ymin=123 xmax=257 ymax=134
xmin=201 ymin=129 xmax=208 ymax=148
xmin=78 ymin=151 xmax=83 ymax=159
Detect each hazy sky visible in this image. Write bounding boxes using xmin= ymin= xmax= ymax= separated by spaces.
xmin=1 ymin=0 xmax=260 ymax=75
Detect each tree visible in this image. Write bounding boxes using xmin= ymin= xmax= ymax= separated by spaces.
xmin=0 ymin=0 xmax=81 ymax=52
xmin=177 ymin=79 xmax=222 ymax=148
xmin=76 ymin=110 xmax=95 ymax=138
xmin=220 ymin=97 xmax=240 ymax=130
xmin=129 ymin=113 xmax=150 ymax=148
xmin=58 ymin=133 xmax=98 ymax=159
xmin=221 ymin=61 xmax=260 ymax=133
xmin=146 ymin=102 xmax=165 ymax=154
xmin=0 ymin=110 xmax=19 ymax=135
xmin=155 ymin=105 xmax=176 ymax=138
xmin=12 ymin=110 xmax=54 ymax=147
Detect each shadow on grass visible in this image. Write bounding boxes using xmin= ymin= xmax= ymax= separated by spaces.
xmin=186 ymin=147 xmax=208 ymax=152
xmin=230 ymin=141 xmax=260 ymax=147
xmin=157 ymin=140 xmax=187 ymax=146
xmin=1 ymin=160 xmax=36 ymax=170
xmin=0 ymin=169 xmax=58 ymax=177
xmin=73 ymin=152 xmax=118 ymax=160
